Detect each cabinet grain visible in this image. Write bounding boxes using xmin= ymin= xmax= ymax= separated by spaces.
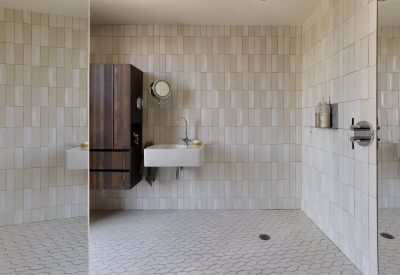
xmin=89 ymin=64 xmax=143 ymax=190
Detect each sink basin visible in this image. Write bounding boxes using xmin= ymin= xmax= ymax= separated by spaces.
xmin=144 ymin=144 xmax=205 ymax=167
xmin=65 ymin=147 xmax=88 ymax=170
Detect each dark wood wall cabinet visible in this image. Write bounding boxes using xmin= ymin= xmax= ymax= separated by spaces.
xmin=89 ymin=64 xmax=143 ymax=190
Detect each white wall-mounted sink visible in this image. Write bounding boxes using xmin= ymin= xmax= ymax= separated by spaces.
xmin=66 ymin=147 xmax=88 ymax=170
xmin=144 ymin=144 xmax=205 ymax=167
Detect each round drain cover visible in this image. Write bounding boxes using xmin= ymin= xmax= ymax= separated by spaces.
xmin=380 ymin=233 xmax=395 ymax=239
xmin=259 ymin=234 xmax=271 ymax=240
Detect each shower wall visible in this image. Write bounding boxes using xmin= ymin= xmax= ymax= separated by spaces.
xmin=301 ymin=0 xmax=378 ymax=274
xmin=0 ymin=7 xmax=89 ymax=226
xmin=377 ymin=26 xmax=400 ymax=208
xmin=89 ymin=24 xmax=303 ymax=210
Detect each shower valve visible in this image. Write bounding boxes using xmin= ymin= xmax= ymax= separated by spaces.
xmin=349 ymin=118 xmax=374 ymax=150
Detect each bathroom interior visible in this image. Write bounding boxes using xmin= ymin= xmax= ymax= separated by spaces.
xmin=1 ymin=0 xmax=400 ymax=274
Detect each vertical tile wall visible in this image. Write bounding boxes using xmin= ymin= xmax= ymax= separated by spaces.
xmin=301 ymin=0 xmax=378 ymax=274
xmin=0 ymin=7 xmax=88 ymax=226
xmin=377 ymin=26 xmax=400 ymax=208
xmin=89 ymin=24 xmax=303 ymax=210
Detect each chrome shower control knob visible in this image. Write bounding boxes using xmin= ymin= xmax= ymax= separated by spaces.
xmin=349 ymin=119 xmax=374 ymax=150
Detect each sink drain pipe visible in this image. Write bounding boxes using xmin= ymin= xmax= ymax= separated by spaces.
xmin=176 ymin=167 xmax=183 ymax=180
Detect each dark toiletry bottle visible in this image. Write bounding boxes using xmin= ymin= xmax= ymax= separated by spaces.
xmin=133 ymin=132 xmax=139 ymax=145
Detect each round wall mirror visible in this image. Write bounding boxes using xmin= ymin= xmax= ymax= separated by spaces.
xmin=150 ymin=80 xmax=171 ymax=104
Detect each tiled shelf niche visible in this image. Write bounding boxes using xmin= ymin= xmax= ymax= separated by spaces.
xmin=311 ymin=103 xmax=339 ymax=130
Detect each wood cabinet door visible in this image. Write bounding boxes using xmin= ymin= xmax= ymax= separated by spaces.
xmin=90 ymin=64 xmax=114 ymax=149
xmin=90 ymin=172 xmax=130 ymax=190
xmin=90 ymin=151 xmax=131 ymax=170
xmin=113 ymin=64 xmax=131 ymax=149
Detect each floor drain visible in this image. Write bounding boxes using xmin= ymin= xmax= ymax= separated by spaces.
xmin=259 ymin=234 xmax=270 ymax=240
xmin=380 ymin=233 xmax=395 ymax=239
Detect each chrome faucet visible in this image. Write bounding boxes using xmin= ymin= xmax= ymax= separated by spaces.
xmin=176 ymin=117 xmax=191 ymax=146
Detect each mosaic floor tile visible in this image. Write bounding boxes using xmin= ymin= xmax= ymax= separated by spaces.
xmin=90 ymin=210 xmax=361 ymax=275
xmin=0 ymin=217 xmax=88 ymax=275
xmin=378 ymin=208 xmax=400 ymax=275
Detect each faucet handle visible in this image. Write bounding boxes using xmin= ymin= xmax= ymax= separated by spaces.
xmin=179 ymin=137 xmax=191 ymax=145
xmin=179 ymin=137 xmax=191 ymax=141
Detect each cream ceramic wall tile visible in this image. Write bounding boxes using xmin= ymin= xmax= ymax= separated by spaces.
xmin=301 ymin=1 xmax=378 ymax=274
xmin=90 ymin=23 xmax=302 ymax=212
xmin=378 ymin=28 xmax=400 ymax=212
xmin=1 ymin=8 xmax=88 ymax=226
